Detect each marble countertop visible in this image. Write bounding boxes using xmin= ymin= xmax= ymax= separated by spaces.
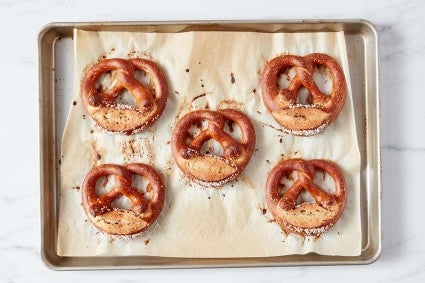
xmin=1 ymin=0 xmax=424 ymax=282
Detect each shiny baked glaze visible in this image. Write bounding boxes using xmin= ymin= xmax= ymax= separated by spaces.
xmin=81 ymin=58 xmax=168 ymax=134
xmin=261 ymin=53 xmax=346 ymax=136
xmin=171 ymin=109 xmax=256 ymax=187
xmin=266 ymin=158 xmax=346 ymax=236
xmin=82 ymin=163 xmax=165 ymax=235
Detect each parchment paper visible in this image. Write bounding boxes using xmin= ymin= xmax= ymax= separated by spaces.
xmin=57 ymin=29 xmax=361 ymax=257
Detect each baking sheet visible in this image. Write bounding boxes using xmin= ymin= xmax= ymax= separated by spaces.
xmin=57 ymin=29 xmax=361 ymax=257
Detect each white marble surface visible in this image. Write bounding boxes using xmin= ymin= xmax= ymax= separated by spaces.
xmin=1 ymin=0 xmax=424 ymax=282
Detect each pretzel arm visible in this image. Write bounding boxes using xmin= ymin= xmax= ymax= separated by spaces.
xmin=305 ymin=179 xmax=335 ymax=207
xmin=282 ymin=77 xmax=303 ymax=103
xmin=120 ymin=186 xmax=149 ymax=213
xmin=189 ymin=130 xmax=212 ymax=151
xmin=279 ymin=180 xmax=305 ymax=210
xmin=89 ymin=189 xmax=122 ymax=215
xmin=211 ymin=129 xmax=242 ymax=159
xmin=118 ymin=76 xmax=153 ymax=111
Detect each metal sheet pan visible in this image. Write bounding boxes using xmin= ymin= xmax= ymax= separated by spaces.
xmin=39 ymin=20 xmax=381 ymax=270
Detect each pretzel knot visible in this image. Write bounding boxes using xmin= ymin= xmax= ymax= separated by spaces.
xmin=82 ymin=163 xmax=165 ymax=235
xmin=171 ymin=109 xmax=256 ymax=187
xmin=81 ymin=58 xmax=168 ymax=134
xmin=266 ymin=158 xmax=346 ymax=236
xmin=261 ymin=53 xmax=347 ymax=136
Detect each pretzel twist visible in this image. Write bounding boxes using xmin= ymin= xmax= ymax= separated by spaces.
xmin=266 ymin=158 xmax=346 ymax=236
xmin=82 ymin=163 xmax=165 ymax=235
xmin=81 ymin=58 xmax=168 ymax=134
xmin=171 ymin=109 xmax=256 ymax=187
xmin=261 ymin=53 xmax=346 ymax=136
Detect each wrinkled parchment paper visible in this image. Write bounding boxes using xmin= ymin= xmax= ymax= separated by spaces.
xmin=57 ymin=29 xmax=361 ymax=257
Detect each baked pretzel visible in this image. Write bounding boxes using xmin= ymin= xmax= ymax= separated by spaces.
xmin=261 ymin=53 xmax=346 ymax=136
xmin=82 ymin=163 xmax=165 ymax=235
xmin=81 ymin=58 xmax=168 ymax=134
xmin=171 ymin=109 xmax=256 ymax=187
xmin=266 ymin=158 xmax=346 ymax=236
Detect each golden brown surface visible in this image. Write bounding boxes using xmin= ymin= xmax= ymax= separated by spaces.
xmin=171 ymin=109 xmax=256 ymax=187
xmin=266 ymin=158 xmax=346 ymax=236
xmin=81 ymin=58 xmax=168 ymax=134
xmin=261 ymin=53 xmax=346 ymax=136
xmin=81 ymin=163 xmax=165 ymax=235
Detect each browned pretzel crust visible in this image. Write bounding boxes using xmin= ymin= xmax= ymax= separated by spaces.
xmin=171 ymin=109 xmax=256 ymax=187
xmin=81 ymin=58 xmax=168 ymax=134
xmin=266 ymin=158 xmax=346 ymax=236
xmin=261 ymin=53 xmax=346 ymax=136
xmin=82 ymin=163 xmax=165 ymax=235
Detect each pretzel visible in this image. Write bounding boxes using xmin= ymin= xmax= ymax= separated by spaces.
xmin=171 ymin=109 xmax=256 ymax=187
xmin=261 ymin=53 xmax=346 ymax=136
xmin=82 ymin=163 xmax=165 ymax=235
xmin=266 ymin=158 xmax=346 ymax=236
xmin=81 ymin=58 xmax=168 ymax=134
